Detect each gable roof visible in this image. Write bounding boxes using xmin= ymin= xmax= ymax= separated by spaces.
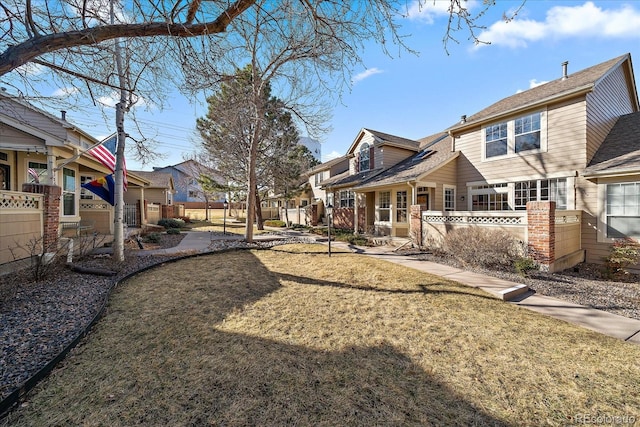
xmin=346 ymin=128 xmax=421 ymax=155
xmin=129 ymin=170 xmax=174 ymax=189
xmin=353 ymin=133 xmax=458 ymax=190
xmin=320 ymin=168 xmax=383 ymax=190
xmin=583 ymin=111 xmax=640 ymax=177
xmin=449 ymin=54 xmax=637 ymax=132
xmin=306 ymin=155 xmax=348 ymax=175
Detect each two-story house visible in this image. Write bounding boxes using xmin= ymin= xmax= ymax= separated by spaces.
xmin=322 ymin=53 xmax=639 ymax=271
xmin=321 ymin=129 xmax=423 ymax=232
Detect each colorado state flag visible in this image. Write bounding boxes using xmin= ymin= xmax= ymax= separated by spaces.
xmin=81 ymin=174 xmax=115 ymax=206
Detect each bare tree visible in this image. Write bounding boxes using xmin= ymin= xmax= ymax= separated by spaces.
xmin=0 ymin=0 xmax=520 ymax=247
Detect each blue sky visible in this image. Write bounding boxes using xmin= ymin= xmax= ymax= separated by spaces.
xmin=24 ymin=1 xmax=640 ymax=170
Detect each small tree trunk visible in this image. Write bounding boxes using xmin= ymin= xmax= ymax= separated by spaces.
xmin=255 ymin=187 xmax=264 ymax=230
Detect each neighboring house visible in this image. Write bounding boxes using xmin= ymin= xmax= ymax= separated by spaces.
xmin=152 ymin=159 xmax=225 ymax=203
xmin=127 ymin=170 xmax=175 ymax=224
xmin=321 ymin=53 xmax=639 ymax=271
xmin=0 ymin=92 xmax=150 ymax=265
xmin=303 ymin=155 xmax=349 ymax=224
xmin=321 ymin=128 xmax=424 ymax=232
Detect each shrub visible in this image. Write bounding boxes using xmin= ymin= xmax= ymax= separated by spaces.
xmin=158 ymin=218 xmax=185 ymax=229
xmin=264 ymin=220 xmax=286 ymax=227
xmin=514 ymin=257 xmax=538 ymax=277
xmin=144 ymin=232 xmax=161 ymax=243
xmin=166 ymin=228 xmax=181 ymax=235
xmin=442 ymin=227 xmax=522 ymax=268
xmin=604 ymin=237 xmax=640 ymax=277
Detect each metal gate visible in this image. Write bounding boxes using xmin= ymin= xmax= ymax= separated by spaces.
xmin=124 ymin=203 xmax=140 ymax=227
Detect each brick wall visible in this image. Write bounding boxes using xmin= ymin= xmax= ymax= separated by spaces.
xmin=527 ymin=201 xmax=556 ymax=271
xmin=410 ymin=205 xmax=422 ymax=246
xmin=333 ymin=207 xmax=354 ymax=230
xmin=23 ymin=183 xmax=61 ymax=253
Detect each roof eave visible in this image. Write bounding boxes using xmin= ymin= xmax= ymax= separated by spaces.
xmin=449 ymin=84 xmax=594 ymax=134
xmin=582 ymin=168 xmax=640 ymax=179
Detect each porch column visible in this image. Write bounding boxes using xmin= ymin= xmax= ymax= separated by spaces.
xmin=410 ymin=204 xmax=423 ymax=247
xmin=354 ymin=197 xmax=359 ymax=234
xmin=23 ymin=183 xmax=61 ymax=254
xmin=527 ymin=201 xmax=555 ymax=271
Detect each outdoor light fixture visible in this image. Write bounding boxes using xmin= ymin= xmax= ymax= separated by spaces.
xmin=326 ymin=203 xmax=333 ymax=257
xmin=223 ymin=200 xmax=229 ymax=235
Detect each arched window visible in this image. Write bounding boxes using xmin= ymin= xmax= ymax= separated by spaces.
xmin=359 ymin=143 xmax=370 ymax=171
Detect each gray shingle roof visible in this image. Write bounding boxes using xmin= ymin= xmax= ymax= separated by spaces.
xmin=320 ymin=168 xmax=383 ymax=189
xmin=129 ymin=170 xmax=173 ymax=188
xmin=583 ymin=111 xmax=640 ymax=176
xmin=354 ymin=133 xmax=456 ymax=190
xmin=450 ymin=54 xmax=631 ymax=130
xmin=364 ymin=128 xmax=421 ymax=150
xmin=306 ymin=155 xmax=348 ymax=175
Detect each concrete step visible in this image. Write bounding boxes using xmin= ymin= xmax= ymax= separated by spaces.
xmin=498 ymin=283 xmax=530 ymax=301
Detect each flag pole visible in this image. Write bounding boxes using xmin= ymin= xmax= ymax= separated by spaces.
xmin=53 ymin=133 xmax=117 ymax=171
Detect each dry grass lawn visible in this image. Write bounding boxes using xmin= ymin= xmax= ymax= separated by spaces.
xmin=4 ymin=244 xmax=640 ymax=426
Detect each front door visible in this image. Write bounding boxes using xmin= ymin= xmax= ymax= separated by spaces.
xmin=417 ymin=193 xmax=429 ymax=211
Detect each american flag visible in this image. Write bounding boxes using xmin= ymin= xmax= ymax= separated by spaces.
xmin=89 ymin=134 xmax=127 ymax=189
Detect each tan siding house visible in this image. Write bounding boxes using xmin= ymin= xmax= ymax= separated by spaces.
xmin=319 ymin=53 xmax=640 ymax=271
xmin=1 ymin=93 xmax=150 ymax=265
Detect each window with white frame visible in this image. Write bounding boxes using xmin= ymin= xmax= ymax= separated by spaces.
xmin=606 ymin=182 xmax=640 ymax=239
xmin=444 ymin=186 xmax=455 ymax=211
xmin=396 ymin=191 xmax=408 ymax=222
xmin=470 ymin=183 xmax=508 ymax=211
xmin=378 ymin=191 xmax=391 ymax=222
xmin=80 ymin=175 xmax=95 ymax=199
xmin=514 ymin=178 xmax=567 ymax=210
xmin=359 ymin=143 xmax=370 ymax=171
xmin=314 ymin=171 xmax=325 ymax=187
xmin=62 ymin=168 xmax=76 ymax=216
xmin=515 ymin=113 xmax=541 ymax=153
xmin=339 ymin=190 xmax=354 ymax=208
xmin=485 ymin=123 xmax=508 ymax=158
xmin=484 ymin=111 xmax=544 ymax=160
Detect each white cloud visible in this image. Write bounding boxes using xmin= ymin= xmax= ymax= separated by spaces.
xmin=405 ymin=0 xmax=480 ymax=23
xmin=352 ymin=68 xmax=384 ymax=84
xmin=516 ymin=79 xmax=549 ymax=93
xmin=97 ymin=91 xmax=148 ymax=109
xmin=52 ymin=87 xmax=80 ymax=97
xmin=476 ymin=1 xmax=640 ymax=49
xmin=322 ymin=150 xmax=342 ymax=162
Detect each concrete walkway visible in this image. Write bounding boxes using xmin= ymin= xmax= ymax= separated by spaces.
xmin=139 ymin=230 xmax=640 ymax=345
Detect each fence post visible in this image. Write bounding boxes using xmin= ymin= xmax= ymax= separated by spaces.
xmin=410 ymin=205 xmax=423 ymax=247
xmin=22 ymin=183 xmax=61 ymax=256
xmin=527 ymin=201 xmax=556 ymax=271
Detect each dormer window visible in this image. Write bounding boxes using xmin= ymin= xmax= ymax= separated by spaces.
xmin=359 ymin=143 xmax=370 ymax=171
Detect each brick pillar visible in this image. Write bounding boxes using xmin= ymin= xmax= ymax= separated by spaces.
xmin=310 ymin=204 xmax=318 ymax=226
xmin=23 ymin=183 xmax=61 ymax=253
xmin=410 ymin=205 xmax=423 ymax=246
xmin=527 ymin=201 xmax=555 ymax=271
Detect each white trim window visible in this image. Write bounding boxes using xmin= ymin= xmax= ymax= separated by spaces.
xmin=444 ymin=185 xmax=456 ymax=211
xmin=359 ymin=143 xmax=370 ymax=171
xmin=606 ymin=182 xmax=640 ymax=239
xmin=80 ymin=175 xmax=95 ymax=200
xmin=377 ymin=191 xmax=391 ymax=222
xmin=483 ymin=111 xmax=546 ymax=160
xmin=62 ymin=167 xmax=76 ymax=216
xmin=396 ymin=190 xmax=408 ymax=222
xmin=470 ymin=183 xmax=508 ymax=211
xmin=339 ymin=190 xmax=354 ymax=208
xmin=514 ymin=178 xmax=567 ymax=210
